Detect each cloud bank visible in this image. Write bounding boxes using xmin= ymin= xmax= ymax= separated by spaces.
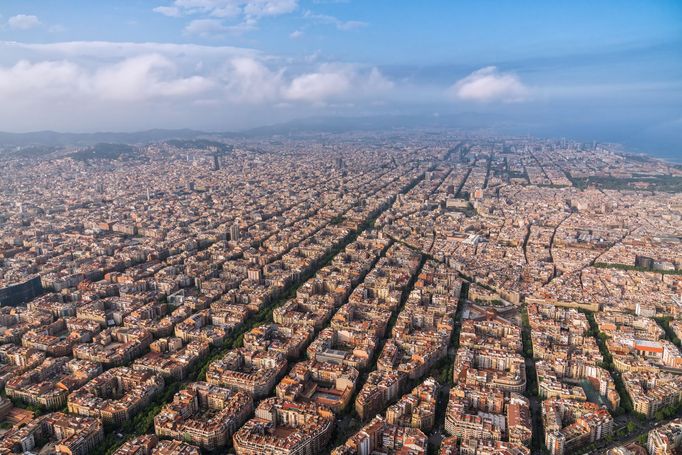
xmin=0 ymin=40 xmax=393 ymax=130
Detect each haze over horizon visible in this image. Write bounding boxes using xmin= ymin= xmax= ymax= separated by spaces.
xmin=0 ymin=0 xmax=681 ymax=157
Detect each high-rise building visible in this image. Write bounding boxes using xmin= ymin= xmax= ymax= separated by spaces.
xmin=230 ymin=223 xmax=240 ymax=241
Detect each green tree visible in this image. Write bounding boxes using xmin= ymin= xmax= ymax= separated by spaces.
xmin=626 ymin=421 xmax=636 ymax=433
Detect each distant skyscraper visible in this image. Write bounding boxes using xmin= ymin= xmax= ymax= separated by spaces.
xmin=230 ymin=223 xmax=240 ymax=241
xmin=213 ymin=155 xmax=221 ymax=171
xmin=335 ymin=157 xmax=345 ymax=170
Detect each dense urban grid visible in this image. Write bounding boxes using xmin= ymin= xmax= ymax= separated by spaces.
xmin=0 ymin=133 xmax=681 ymax=455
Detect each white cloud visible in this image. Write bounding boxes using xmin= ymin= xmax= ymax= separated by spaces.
xmin=177 ymin=0 xmax=242 ymax=18
xmin=91 ymin=54 xmax=214 ymax=101
xmin=0 ymin=40 xmax=395 ymax=131
xmin=336 ymin=20 xmax=366 ymax=31
xmin=152 ymin=1 xmax=300 ymax=37
xmin=220 ymin=57 xmax=283 ymax=103
xmin=449 ymin=66 xmax=528 ymax=103
xmin=243 ymin=0 xmax=298 ymax=17
xmin=289 ymin=29 xmax=303 ymax=39
xmin=184 ymin=18 xmax=229 ymax=36
xmin=285 ymin=71 xmax=350 ymax=102
xmin=285 ymin=65 xmax=392 ymax=103
xmin=153 ymin=6 xmax=182 ymax=17
xmin=225 ymin=18 xmax=258 ymax=34
xmin=366 ymin=67 xmax=394 ymax=92
xmin=0 ymin=41 xmax=392 ymax=105
xmin=303 ymin=10 xmax=367 ymax=30
xmin=162 ymin=1 xmax=298 ymax=35
xmin=154 ymin=0 xmax=298 ymax=18
xmin=7 ymin=14 xmax=42 ymax=30
xmin=0 ymin=60 xmax=84 ymax=99
xmin=0 ymin=55 xmax=213 ymax=103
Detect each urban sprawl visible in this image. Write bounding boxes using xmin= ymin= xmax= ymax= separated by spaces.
xmin=0 ymin=133 xmax=681 ymax=455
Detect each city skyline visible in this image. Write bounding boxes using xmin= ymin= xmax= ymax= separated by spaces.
xmin=0 ymin=1 xmax=681 ymax=157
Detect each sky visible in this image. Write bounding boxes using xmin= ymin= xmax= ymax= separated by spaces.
xmin=0 ymin=0 xmax=681 ymax=155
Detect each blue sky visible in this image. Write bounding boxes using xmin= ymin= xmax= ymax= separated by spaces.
xmin=0 ymin=0 xmax=681 ymax=155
